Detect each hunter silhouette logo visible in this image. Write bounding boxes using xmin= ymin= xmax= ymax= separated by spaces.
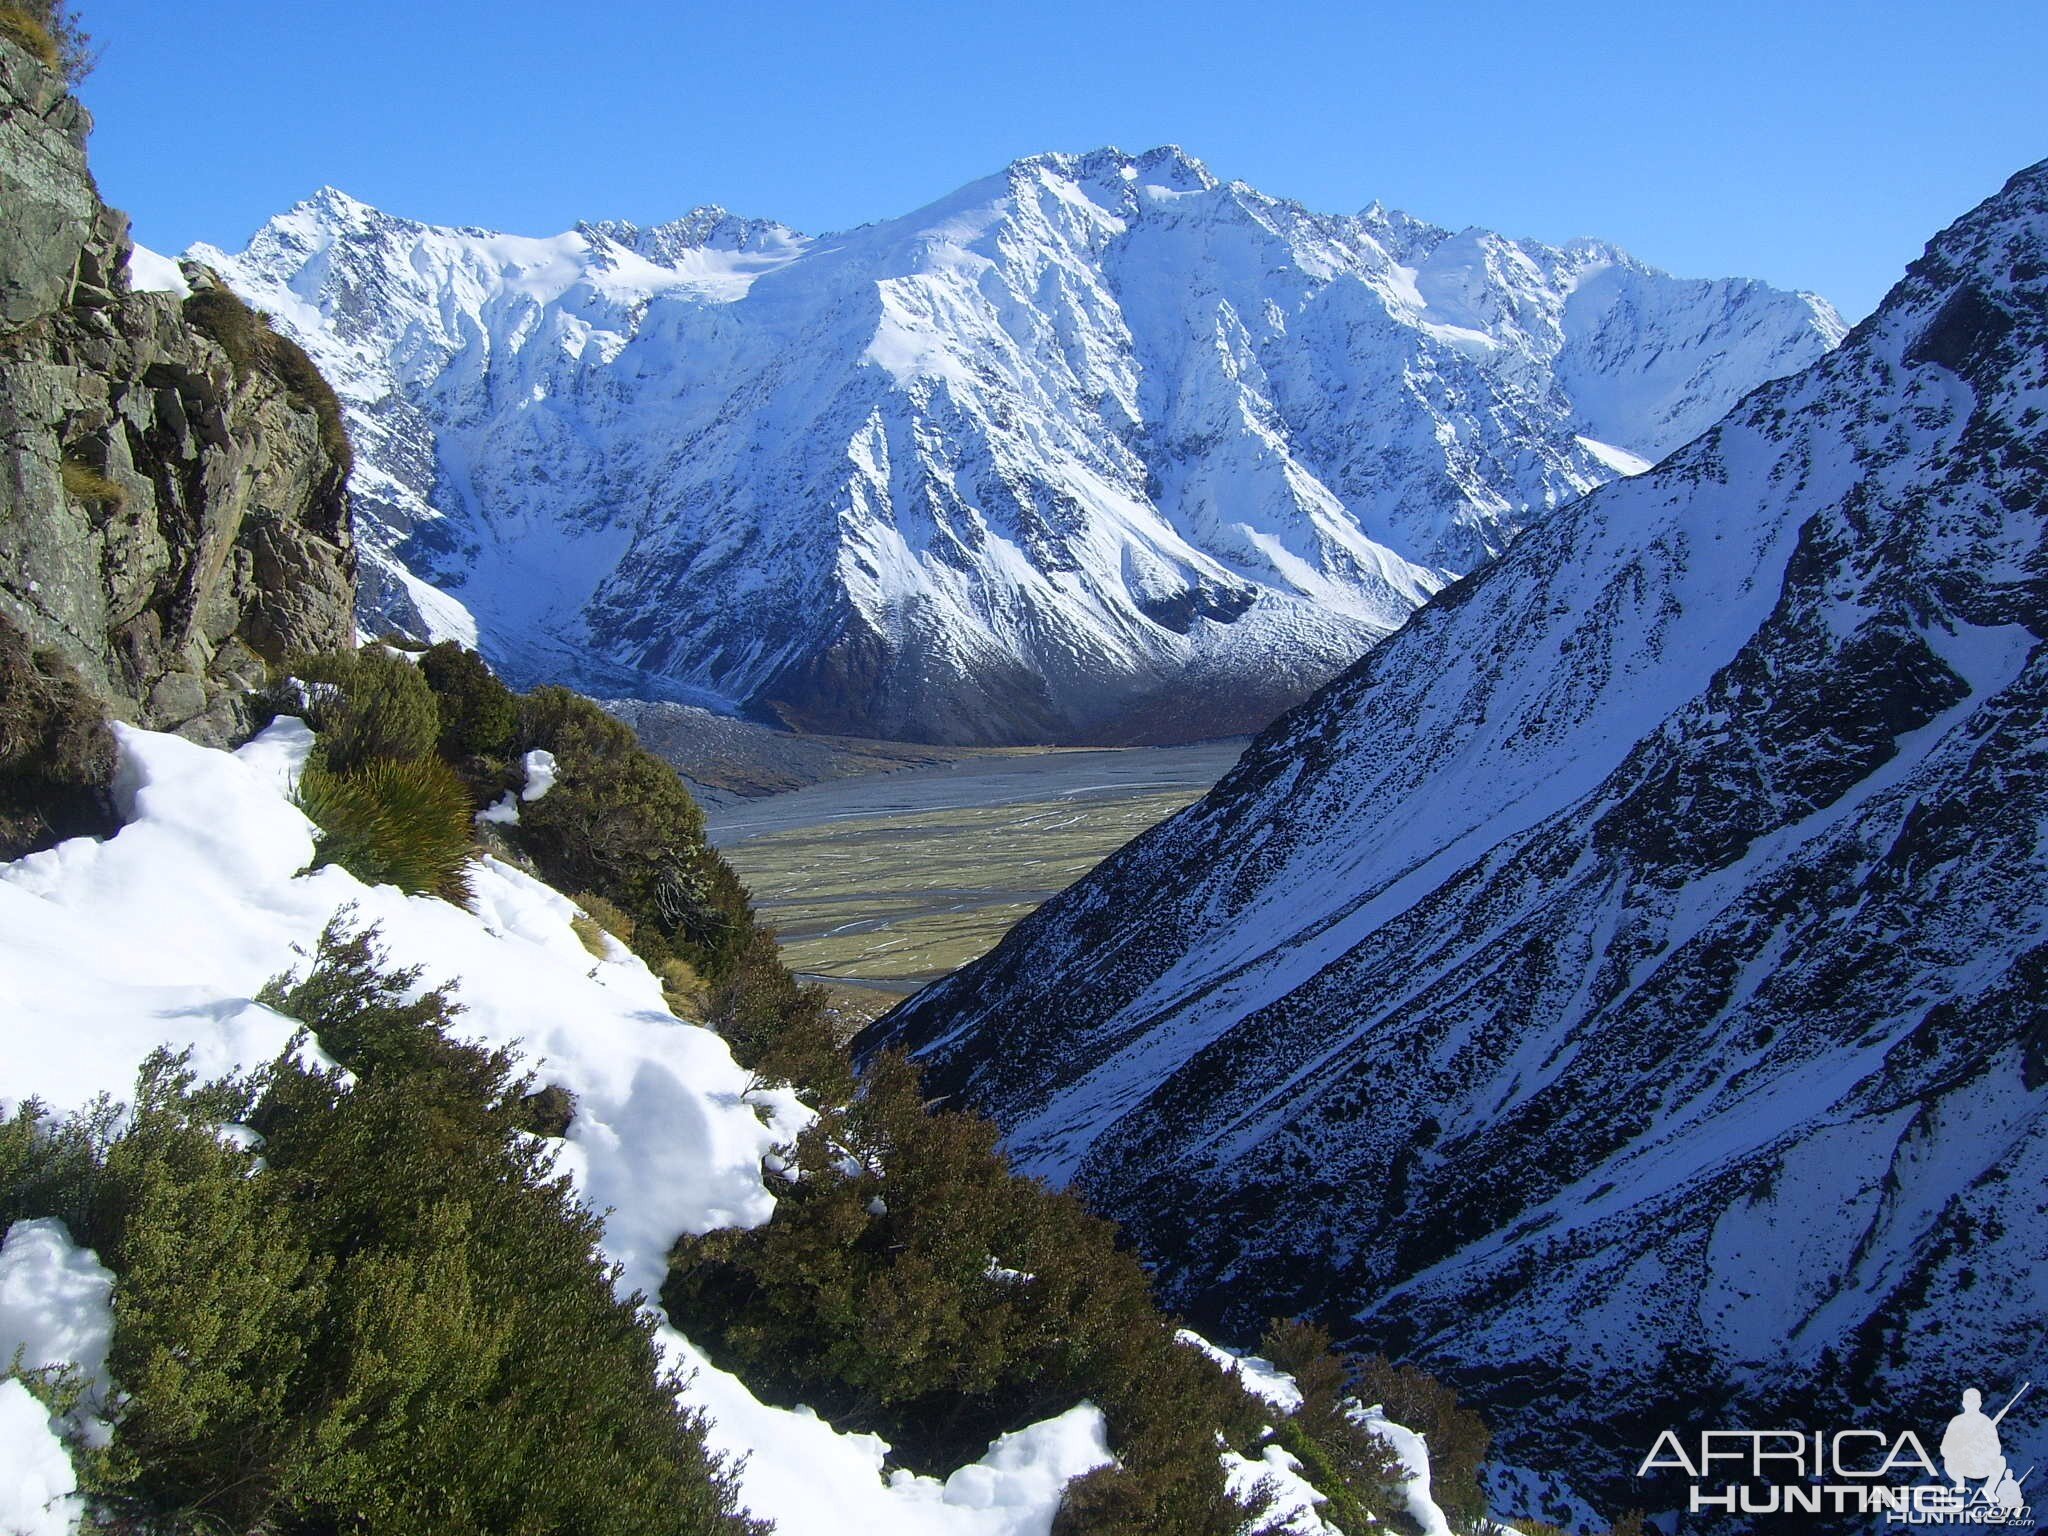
xmin=1638 ymin=1380 xmax=2037 ymax=1523
xmin=1941 ymin=1385 xmax=2032 ymax=1519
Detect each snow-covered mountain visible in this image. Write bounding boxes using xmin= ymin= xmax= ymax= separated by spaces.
xmin=192 ymin=148 xmax=1843 ymax=743
xmin=862 ymin=160 xmax=2048 ymax=1517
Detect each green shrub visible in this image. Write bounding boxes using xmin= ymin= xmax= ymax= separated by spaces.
xmin=296 ymin=753 xmax=476 ymax=903
xmin=1255 ymin=1319 xmax=1406 ymax=1533
xmin=509 ymin=686 xmax=752 ymax=979
xmin=709 ymin=928 xmax=851 ymax=1099
xmin=0 ymin=614 xmax=117 ymax=860
xmin=1347 ymin=1353 xmax=1492 ymax=1529
xmin=516 ymin=1081 xmax=577 ymax=1137
xmin=0 ymin=1096 xmax=118 ymax=1235
xmin=399 ymin=648 xmax=841 ymax=1085
xmin=420 ymin=640 xmax=518 ymax=762
xmin=666 ymin=1049 xmax=1270 ymax=1532
xmin=89 ymin=1060 xmax=326 ymax=1506
xmin=1051 ymin=1466 xmax=1154 ymax=1535
xmin=2 ymin=923 xmax=760 ymax=1536
xmin=273 ymin=646 xmax=440 ymax=771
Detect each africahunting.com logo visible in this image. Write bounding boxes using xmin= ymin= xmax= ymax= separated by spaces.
xmin=1639 ymin=1383 xmax=2034 ymax=1524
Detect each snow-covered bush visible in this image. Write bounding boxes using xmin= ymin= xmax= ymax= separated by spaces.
xmin=0 ymin=924 xmax=760 ymax=1535
xmin=665 ymin=1049 xmax=1274 ymax=1533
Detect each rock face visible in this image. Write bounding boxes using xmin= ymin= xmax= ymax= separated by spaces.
xmin=864 ymin=162 xmax=2048 ymax=1514
xmin=194 ymin=151 xmax=1840 ymax=744
xmin=0 ymin=38 xmax=354 ymax=745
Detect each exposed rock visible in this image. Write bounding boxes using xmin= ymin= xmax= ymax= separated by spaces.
xmin=0 ymin=36 xmax=353 ymax=747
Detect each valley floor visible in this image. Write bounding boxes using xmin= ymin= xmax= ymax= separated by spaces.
xmin=707 ymin=741 xmax=1244 ymax=1027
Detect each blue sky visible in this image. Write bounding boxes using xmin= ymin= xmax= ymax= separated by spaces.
xmin=75 ymin=0 xmax=2046 ymax=320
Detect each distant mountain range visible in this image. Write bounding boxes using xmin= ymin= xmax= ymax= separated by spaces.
xmin=187 ymin=147 xmax=1842 ymax=743
xmin=863 ymin=160 xmax=2048 ymax=1517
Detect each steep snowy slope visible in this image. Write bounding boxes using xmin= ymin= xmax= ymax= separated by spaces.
xmin=193 ymin=150 xmax=1842 ymax=743
xmin=864 ymin=162 xmax=2048 ymax=1511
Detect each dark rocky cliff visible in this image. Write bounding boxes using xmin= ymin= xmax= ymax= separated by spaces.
xmin=0 ymin=34 xmax=353 ymax=748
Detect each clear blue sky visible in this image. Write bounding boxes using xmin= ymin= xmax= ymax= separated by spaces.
xmin=74 ymin=0 xmax=2046 ymax=321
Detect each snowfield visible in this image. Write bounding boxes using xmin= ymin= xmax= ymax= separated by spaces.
xmin=0 ymin=721 xmax=1457 ymax=1535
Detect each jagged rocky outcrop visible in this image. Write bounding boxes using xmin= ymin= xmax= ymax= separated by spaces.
xmin=194 ymin=151 xmax=1840 ymax=744
xmin=0 ymin=36 xmax=354 ymax=746
xmin=864 ymin=163 xmax=2048 ymax=1515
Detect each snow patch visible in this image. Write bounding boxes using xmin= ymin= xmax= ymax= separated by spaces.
xmin=0 ymin=1380 xmax=81 ymax=1536
xmin=124 ymin=243 xmax=189 ymax=297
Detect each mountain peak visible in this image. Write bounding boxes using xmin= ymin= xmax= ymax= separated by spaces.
xmin=295 ymin=185 xmax=381 ymax=222
xmin=1013 ymin=143 xmax=1220 ymax=196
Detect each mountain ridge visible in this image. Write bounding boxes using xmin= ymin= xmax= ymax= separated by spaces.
xmin=187 ymin=146 xmax=1843 ymax=743
xmin=859 ymin=157 xmax=2048 ymax=1517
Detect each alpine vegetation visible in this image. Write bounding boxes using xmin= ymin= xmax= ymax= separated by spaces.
xmin=864 ymin=160 xmax=2048 ymax=1518
xmin=0 ymin=680 xmax=1488 ymax=1536
xmin=190 ymin=152 xmax=1842 ymax=744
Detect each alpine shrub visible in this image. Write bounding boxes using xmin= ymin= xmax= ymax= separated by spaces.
xmin=419 ymin=639 xmax=518 ymax=762
xmin=665 ymin=1049 xmax=1271 ymax=1532
xmin=0 ymin=615 xmax=117 ymax=860
xmin=272 ymin=646 xmax=440 ymax=771
xmin=1347 ymin=1353 xmax=1492 ymax=1529
xmin=510 ymin=686 xmax=753 ymax=979
xmin=393 ymin=648 xmax=823 ymax=1076
xmin=0 ymin=1096 xmax=117 ymax=1236
xmin=1 ymin=923 xmax=760 ymax=1536
xmin=1257 ymin=1318 xmax=1406 ymax=1529
xmin=296 ymin=753 xmax=476 ymax=902
xmin=709 ymin=927 xmax=851 ymax=1100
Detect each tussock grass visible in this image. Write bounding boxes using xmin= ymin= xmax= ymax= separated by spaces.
xmin=0 ymin=6 xmax=60 ymax=69
xmin=59 ymin=458 xmax=124 ymax=506
xmin=296 ymin=754 xmax=476 ymax=904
